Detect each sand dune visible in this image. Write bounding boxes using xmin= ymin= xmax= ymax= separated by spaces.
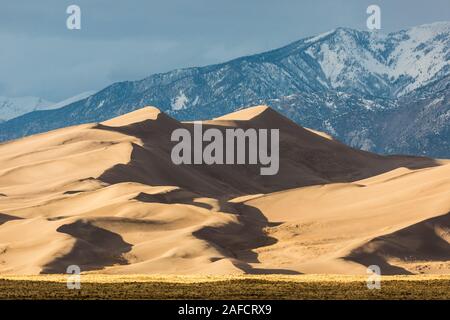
xmin=0 ymin=106 xmax=449 ymax=275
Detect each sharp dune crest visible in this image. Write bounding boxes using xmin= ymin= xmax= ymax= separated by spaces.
xmin=100 ymin=106 xmax=161 ymax=127
xmin=213 ymin=105 xmax=271 ymax=121
xmin=0 ymin=106 xmax=449 ymax=275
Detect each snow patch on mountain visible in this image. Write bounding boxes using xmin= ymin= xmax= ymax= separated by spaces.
xmin=171 ymin=91 xmax=189 ymax=110
xmin=304 ymin=30 xmax=335 ymax=44
xmin=305 ymin=22 xmax=450 ymax=97
xmin=387 ymin=22 xmax=450 ymax=95
xmin=323 ymin=119 xmax=337 ymax=136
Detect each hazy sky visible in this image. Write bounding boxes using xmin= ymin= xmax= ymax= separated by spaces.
xmin=1 ymin=0 xmax=449 ymax=101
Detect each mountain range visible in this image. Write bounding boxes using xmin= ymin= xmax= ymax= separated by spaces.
xmin=0 ymin=96 xmax=52 ymax=122
xmin=0 ymin=91 xmax=95 ymax=122
xmin=0 ymin=22 xmax=449 ymax=157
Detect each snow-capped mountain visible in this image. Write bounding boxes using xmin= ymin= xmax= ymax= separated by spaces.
xmin=0 ymin=22 xmax=449 ymax=157
xmin=0 ymin=91 xmax=96 ymax=122
xmin=304 ymin=22 xmax=450 ymax=97
xmin=47 ymin=91 xmax=96 ymax=110
xmin=0 ymin=96 xmax=53 ymax=121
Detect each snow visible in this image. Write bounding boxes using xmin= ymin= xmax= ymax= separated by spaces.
xmin=387 ymin=22 xmax=450 ymax=95
xmin=304 ymin=30 xmax=335 ymax=44
xmin=325 ymin=100 xmax=336 ymax=109
xmin=323 ymin=120 xmax=337 ymax=135
xmin=311 ymin=43 xmax=345 ymax=87
xmin=171 ymin=91 xmax=189 ymax=110
xmin=307 ymin=30 xmax=390 ymax=90
xmin=361 ymin=98 xmax=376 ymax=111
xmin=192 ymin=96 xmax=200 ymax=106
xmin=0 ymin=91 xmax=97 ymax=121
xmin=0 ymin=96 xmax=53 ymax=121
xmin=48 ymin=91 xmax=96 ymax=109
xmin=306 ymin=22 xmax=450 ymax=97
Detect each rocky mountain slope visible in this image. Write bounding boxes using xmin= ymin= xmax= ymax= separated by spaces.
xmin=0 ymin=22 xmax=449 ymax=157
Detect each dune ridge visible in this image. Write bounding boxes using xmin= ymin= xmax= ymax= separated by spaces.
xmin=0 ymin=106 xmax=449 ymax=275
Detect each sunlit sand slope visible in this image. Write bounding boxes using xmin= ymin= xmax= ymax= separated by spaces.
xmin=0 ymin=106 xmax=448 ymax=275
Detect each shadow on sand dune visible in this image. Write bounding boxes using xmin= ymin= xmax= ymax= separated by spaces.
xmin=0 ymin=107 xmax=447 ymax=276
xmin=345 ymin=212 xmax=450 ymax=275
xmin=134 ymin=189 xmax=214 ymax=211
xmin=95 ymin=110 xmax=442 ymax=198
xmin=193 ymin=200 xmax=301 ymax=274
xmin=41 ymin=220 xmax=132 ymax=274
xmin=89 ymin=109 xmax=443 ymax=274
xmin=0 ymin=213 xmax=22 ymax=226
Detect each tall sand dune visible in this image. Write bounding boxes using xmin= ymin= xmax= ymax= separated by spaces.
xmin=0 ymin=106 xmax=448 ymax=275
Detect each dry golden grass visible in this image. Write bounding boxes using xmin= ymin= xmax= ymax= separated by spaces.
xmin=1 ymin=274 xmax=449 ymax=300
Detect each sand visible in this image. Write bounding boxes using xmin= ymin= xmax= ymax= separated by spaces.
xmin=0 ymin=105 xmax=449 ymax=275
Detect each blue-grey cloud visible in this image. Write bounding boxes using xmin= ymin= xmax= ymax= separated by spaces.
xmin=0 ymin=0 xmax=449 ymax=101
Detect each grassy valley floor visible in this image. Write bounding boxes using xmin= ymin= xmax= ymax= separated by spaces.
xmin=0 ymin=275 xmax=449 ymax=300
